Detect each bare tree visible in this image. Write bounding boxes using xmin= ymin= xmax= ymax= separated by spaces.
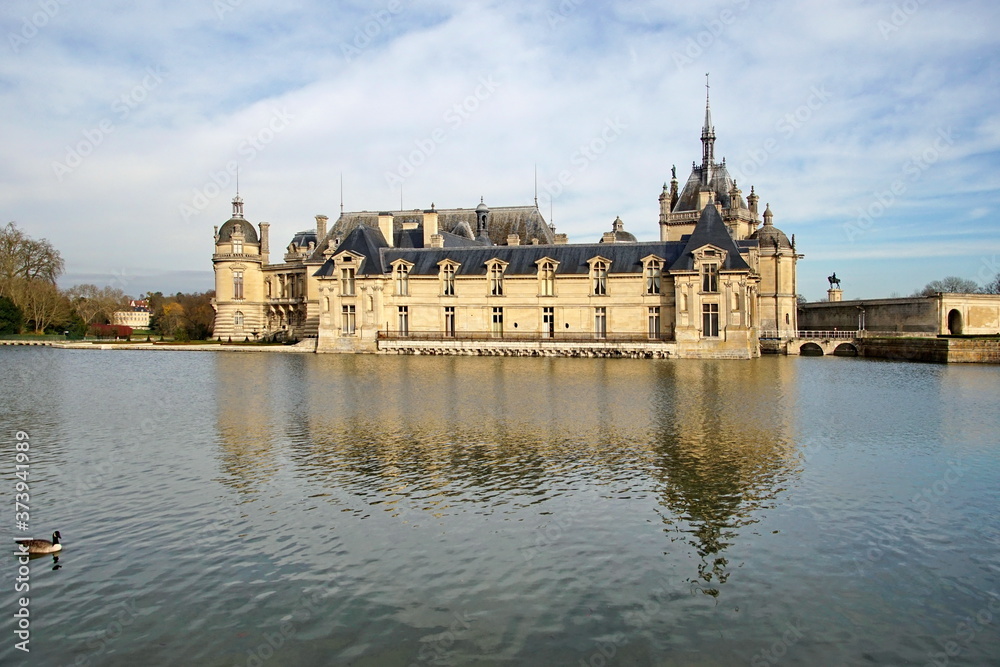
xmin=0 ymin=222 xmax=64 ymax=295
xmin=913 ymin=276 xmax=981 ymax=296
xmin=983 ymin=274 xmax=1000 ymax=295
xmin=66 ymin=284 xmax=130 ymax=326
xmin=7 ymin=278 xmax=70 ymax=333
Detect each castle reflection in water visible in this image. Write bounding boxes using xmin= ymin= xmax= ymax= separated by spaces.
xmin=214 ymin=354 xmax=801 ymax=594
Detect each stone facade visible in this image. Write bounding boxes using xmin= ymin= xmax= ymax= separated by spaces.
xmin=212 ymin=94 xmax=801 ymax=358
xmin=799 ymin=293 xmax=1000 ymax=336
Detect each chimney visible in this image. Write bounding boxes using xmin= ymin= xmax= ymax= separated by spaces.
xmin=315 ymin=214 xmax=328 ymax=240
xmin=422 ymin=206 xmax=439 ymax=247
xmin=429 ymin=234 xmax=444 ymax=248
xmin=378 ymin=212 xmax=394 ymax=248
xmin=507 ymin=233 xmax=520 ymax=246
xmin=259 ymin=222 xmax=270 ymax=261
xmin=602 ymin=232 xmax=616 ymax=244
xmin=554 ymin=233 xmax=569 ymax=245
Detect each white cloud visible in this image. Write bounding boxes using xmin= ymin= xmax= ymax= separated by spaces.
xmin=1 ymin=0 xmax=999 ymax=300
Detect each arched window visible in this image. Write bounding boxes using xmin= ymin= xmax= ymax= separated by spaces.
xmin=394 ymin=264 xmax=409 ymax=296
xmin=592 ymin=261 xmax=608 ymax=296
xmin=645 ymin=260 xmax=661 ymax=295
xmin=441 ymin=264 xmax=456 ymax=296
xmin=489 ymin=264 xmax=504 ymax=296
xmin=234 ymin=311 xmax=244 ymax=330
xmin=539 ymin=261 xmax=555 ymax=296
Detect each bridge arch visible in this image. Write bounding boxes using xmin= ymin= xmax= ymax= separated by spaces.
xmin=833 ymin=342 xmax=859 ymax=356
xmin=799 ymin=342 xmax=824 ymax=356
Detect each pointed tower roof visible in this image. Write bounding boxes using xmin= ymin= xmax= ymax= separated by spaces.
xmin=670 ymin=204 xmax=750 ymax=272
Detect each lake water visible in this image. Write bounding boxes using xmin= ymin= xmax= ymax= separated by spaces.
xmin=2 ymin=348 xmax=999 ymax=666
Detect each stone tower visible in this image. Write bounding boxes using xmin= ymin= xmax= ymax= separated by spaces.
xmin=212 ymin=194 xmax=267 ymax=339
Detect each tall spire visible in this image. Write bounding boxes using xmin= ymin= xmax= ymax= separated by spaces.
xmin=701 ymin=72 xmax=716 ymax=169
xmin=231 ymin=165 xmax=244 ymax=218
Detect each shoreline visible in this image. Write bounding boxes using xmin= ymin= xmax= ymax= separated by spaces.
xmin=0 ymin=340 xmax=317 ymax=353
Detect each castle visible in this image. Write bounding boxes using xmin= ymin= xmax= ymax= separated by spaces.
xmin=212 ymin=94 xmax=801 ymax=358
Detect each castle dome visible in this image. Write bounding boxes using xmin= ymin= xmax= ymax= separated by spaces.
xmin=217 ymin=218 xmax=259 ymax=244
xmin=600 ymin=216 xmax=637 ymax=243
xmin=217 ymin=194 xmax=259 ymax=244
xmin=749 ymin=203 xmax=791 ymax=249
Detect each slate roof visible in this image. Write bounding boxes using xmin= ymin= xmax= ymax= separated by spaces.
xmin=670 ymin=205 xmax=751 ymax=272
xmin=673 ymin=163 xmax=736 ymax=212
xmin=315 ymin=203 xmax=756 ymax=279
xmin=310 ymin=204 xmax=553 ymax=261
xmin=217 ymin=217 xmax=259 ymax=244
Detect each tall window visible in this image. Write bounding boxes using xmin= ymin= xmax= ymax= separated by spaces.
xmin=441 ymin=264 xmax=456 ymax=296
xmin=491 ymin=307 xmax=503 ymax=337
xmin=234 ymin=311 xmax=244 ymax=330
xmin=594 ymin=307 xmax=607 ymax=339
xmin=702 ymin=303 xmax=719 ymax=337
xmin=395 ymin=265 xmax=409 ymax=296
xmin=645 ymin=260 xmax=662 ymax=295
xmin=444 ymin=306 xmax=455 ymax=337
xmin=232 ymin=270 xmax=244 ymax=300
xmin=648 ymin=307 xmax=660 ymax=339
xmin=398 ymin=306 xmax=409 ymax=335
xmin=542 ymin=307 xmax=554 ymax=338
xmin=489 ymin=264 xmax=504 ymax=296
xmin=702 ymin=264 xmax=719 ymax=293
xmin=341 ymin=267 xmax=356 ymax=296
xmin=342 ymin=304 xmax=356 ymax=335
xmin=539 ymin=262 xmax=555 ymax=296
xmin=592 ymin=261 xmax=608 ymax=296
xmin=232 ymin=238 xmax=243 ymax=254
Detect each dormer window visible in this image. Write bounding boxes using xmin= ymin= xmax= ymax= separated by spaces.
xmin=702 ymin=264 xmax=719 ymax=293
xmin=394 ymin=263 xmax=410 ymax=296
xmin=441 ymin=263 xmax=456 ymax=296
xmin=539 ymin=261 xmax=556 ymax=296
xmin=487 ymin=261 xmax=506 ymax=297
xmin=592 ymin=260 xmax=608 ymax=296
xmin=341 ymin=267 xmax=356 ymax=296
xmin=645 ymin=260 xmax=662 ymax=295
xmin=232 ymin=238 xmax=243 ymax=254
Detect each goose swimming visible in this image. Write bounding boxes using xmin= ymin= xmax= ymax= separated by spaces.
xmin=15 ymin=531 xmax=62 ymax=555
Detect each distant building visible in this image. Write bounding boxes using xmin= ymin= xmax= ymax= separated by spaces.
xmin=800 ymin=293 xmax=1000 ymax=335
xmin=112 ymin=299 xmax=151 ymax=329
xmin=211 ymin=92 xmax=802 ymax=358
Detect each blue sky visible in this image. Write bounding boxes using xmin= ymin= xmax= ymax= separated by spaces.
xmin=2 ymin=0 xmax=998 ymax=300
